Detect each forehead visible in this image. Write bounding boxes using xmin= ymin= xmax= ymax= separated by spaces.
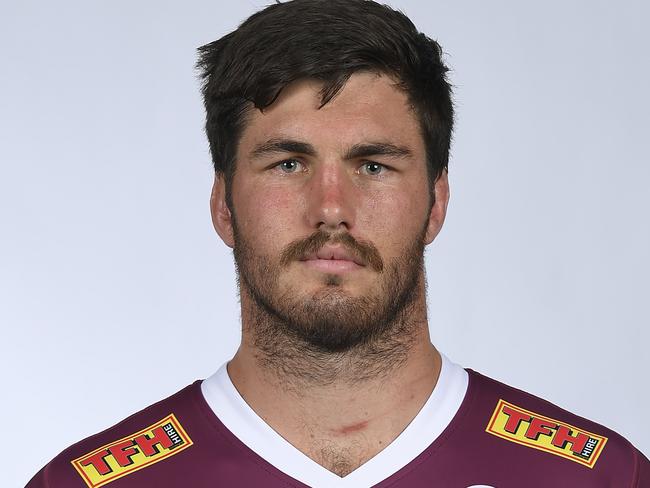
xmin=237 ymin=72 xmax=425 ymax=158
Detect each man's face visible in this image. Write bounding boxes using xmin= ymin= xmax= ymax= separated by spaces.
xmin=212 ymin=72 xmax=448 ymax=352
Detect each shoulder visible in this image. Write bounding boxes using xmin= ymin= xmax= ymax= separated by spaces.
xmin=25 ymin=381 xmax=204 ymax=488
xmin=462 ymin=369 xmax=649 ymax=486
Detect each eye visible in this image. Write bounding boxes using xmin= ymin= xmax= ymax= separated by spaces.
xmin=274 ymin=158 xmax=303 ymax=173
xmin=360 ymin=161 xmax=387 ymax=176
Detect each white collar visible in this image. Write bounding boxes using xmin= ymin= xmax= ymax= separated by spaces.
xmin=201 ymin=352 xmax=469 ymax=488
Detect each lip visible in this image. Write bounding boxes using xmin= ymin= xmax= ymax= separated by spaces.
xmin=301 ymin=245 xmax=365 ymax=265
xmin=299 ymin=245 xmax=365 ymax=273
xmin=301 ymin=258 xmax=364 ymax=273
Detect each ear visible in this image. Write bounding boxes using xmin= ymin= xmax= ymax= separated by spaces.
xmin=424 ymin=169 xmax=450 ymax=245
xmin=210 ymin=174 xmax=235 ymax=248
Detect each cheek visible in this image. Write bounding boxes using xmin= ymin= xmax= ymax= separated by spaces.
xmin=234 ymin=183 xmax=299 ymax=244
xmin=361 ymin=186 xmax=428 ymax=247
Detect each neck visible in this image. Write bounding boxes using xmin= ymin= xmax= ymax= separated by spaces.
xmin=225 ymin=277 xmax=442 ymax=476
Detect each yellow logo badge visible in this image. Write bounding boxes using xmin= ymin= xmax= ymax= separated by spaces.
xmin=71 ymin=414 xmax=193 ymax=488
xmin=486 ymin=399 xmax=607 ymax=468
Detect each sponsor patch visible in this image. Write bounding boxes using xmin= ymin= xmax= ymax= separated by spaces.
xmin=486 ymin=399 xmax=607 ymax=468
xmin=71 ymin=414 xmax=193 ymax=488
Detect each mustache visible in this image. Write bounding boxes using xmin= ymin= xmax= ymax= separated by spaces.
xmin=279 ymin=230 xmax=384 ymax=272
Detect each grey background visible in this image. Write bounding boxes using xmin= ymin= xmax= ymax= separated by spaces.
xmin=1 ymin=1 xmax=648 ymax=485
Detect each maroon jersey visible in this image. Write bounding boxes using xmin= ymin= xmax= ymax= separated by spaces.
xmin=27 ymin=355 xmax=649 ymax=487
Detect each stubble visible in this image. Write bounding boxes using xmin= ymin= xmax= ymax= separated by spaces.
xmin=232 ymin=223 xmax=429 ymax=390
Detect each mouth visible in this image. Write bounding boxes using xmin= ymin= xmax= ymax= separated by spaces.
xmin=299 ymin=257 xmax=364 ymax=273
xmin=299 ymin=245 xmax=366 ymax=273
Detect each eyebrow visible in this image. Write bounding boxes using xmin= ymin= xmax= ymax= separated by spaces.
xmin=251 ymin=139 xmax=316 ymax=158
xmin=345 ymin=142 xmax=413 ymax=160
xmin=249 ymin=138 xmax=413 ymax=161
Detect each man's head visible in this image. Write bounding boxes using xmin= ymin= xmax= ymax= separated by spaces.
xmin=196 ymin=0 xmax=453 ymax=207
xmin=197 ymin=0 xmax=454 ymax=357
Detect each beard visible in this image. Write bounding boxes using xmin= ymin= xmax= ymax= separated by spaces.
xmin=231 ymin=220 xmax=428 ymax=385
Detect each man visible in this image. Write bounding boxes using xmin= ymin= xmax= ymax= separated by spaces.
xmin=27 ymin=0 xmax=649 ymax=487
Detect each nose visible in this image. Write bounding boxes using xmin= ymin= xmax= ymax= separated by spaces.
xmin=305 ymin=161 xmax=357 ymax=232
